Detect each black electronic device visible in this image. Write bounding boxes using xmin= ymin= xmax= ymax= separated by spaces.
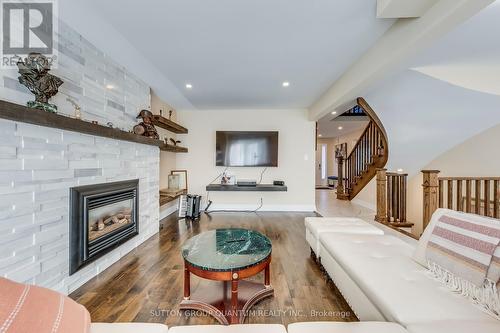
xmin=273 ymin=180 xmax=285 ymax=186
xmin=237 ymin=180 xmax=257 ymax=187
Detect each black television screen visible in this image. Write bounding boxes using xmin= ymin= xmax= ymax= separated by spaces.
xmin=216 ymin=131 xmax=278 ymax=167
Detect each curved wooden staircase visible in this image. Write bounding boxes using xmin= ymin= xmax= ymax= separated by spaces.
xmin=336 ymin=97 xmax=389 ymax=201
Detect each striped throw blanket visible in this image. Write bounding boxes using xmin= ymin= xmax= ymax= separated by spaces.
xmin=0 ymin=278 xmax=90 ymax=333
xmin=426 ymin=212 xmax=500 ymax=318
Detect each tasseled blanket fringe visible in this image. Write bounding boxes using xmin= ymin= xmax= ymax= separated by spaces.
xmin=427 ymin=261 xmax=500 ymax=320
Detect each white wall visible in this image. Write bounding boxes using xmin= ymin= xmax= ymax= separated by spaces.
xmin=176 ymin=109 xmax=316 ymax=211
xmin=318 ymin=127 xmax=367 ymax=178
xmin=408 ymin=123 xmax=500 ymax=235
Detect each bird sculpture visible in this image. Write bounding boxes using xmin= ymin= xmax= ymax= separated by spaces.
xmin=169 ymin=138 xmax=181 ymax=146
xmin=17 ymin=53 xmax=63 ymax=113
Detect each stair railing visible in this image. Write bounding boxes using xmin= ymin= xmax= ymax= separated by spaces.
xmin=375 ymin=169 xmax=413 ymax=228
xmin=336 ymin=98 xmax=389 ymax=200
xmin=422 ymin=170 xmax=500 ymax=230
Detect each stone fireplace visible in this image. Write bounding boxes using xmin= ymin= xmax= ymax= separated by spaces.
xmin=0 ymin=19 xmax=159 ymax=295
xmin=69 ymin=180 xmax=139 ymax=275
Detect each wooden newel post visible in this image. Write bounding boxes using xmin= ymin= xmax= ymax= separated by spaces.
xmin=336 ymin=154 xmax=347 ymax=200
xmin=375 ymin=168 xmax=388 ymax=224
xmin=422 ymin=170 xmax=440 ymax=230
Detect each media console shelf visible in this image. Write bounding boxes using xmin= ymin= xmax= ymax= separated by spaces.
xmin=206 ymin=184 xmax=287 ymax=192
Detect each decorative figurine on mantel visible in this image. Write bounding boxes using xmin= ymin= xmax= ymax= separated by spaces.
xmin=133 ymin=110 xmax=159 ymax=139
xmin=17 ymin=53 xmax=63 ymax=113
xmin=169 ymin=138 xmax=181 ymax=146
xmin=66 ymin=97 xmax=81 ymax=119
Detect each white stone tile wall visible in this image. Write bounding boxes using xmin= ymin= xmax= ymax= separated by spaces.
xmin=0 ymin=20 xmax=150 ymax=131
xmin=0 ymin=20 xmax=159 ymax=294
xmin=0 ymin=119 xmax=160 ymax=294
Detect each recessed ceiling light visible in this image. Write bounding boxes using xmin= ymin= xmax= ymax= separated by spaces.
xmin=282 ymin=81 xmax=290 ymax=87
xmin=331 ymin=111 xmax=337 ymax=115
xmin=338 ymin=126 xmax=343 ymax=130
xmin=185 ymin=84 xmax=193 ymax=89
xmin=105 ymin=84 xmax=114 ymax=90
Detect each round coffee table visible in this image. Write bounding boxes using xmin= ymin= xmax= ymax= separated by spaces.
xmin=180 ymin=228 xmax=274 ymax=325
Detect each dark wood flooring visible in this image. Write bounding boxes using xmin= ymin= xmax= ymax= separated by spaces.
xmin=70 ymin=212 xmax=357 ymax=326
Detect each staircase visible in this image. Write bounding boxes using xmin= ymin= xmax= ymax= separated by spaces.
xmin=336 ymin=98 xmax=389 ymax=200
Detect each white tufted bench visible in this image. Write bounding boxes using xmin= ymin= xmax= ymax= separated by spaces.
xmin=305 ymin=217 xmax=384 ymax=259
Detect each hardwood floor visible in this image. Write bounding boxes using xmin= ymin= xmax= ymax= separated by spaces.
xmin=70 ymin=211 xmax=357 ymax=326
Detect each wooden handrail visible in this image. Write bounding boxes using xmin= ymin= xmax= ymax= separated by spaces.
xmin=422 ymin=170 xmax=500 ymax=229
xmin=438 ymin=177 xmax=500 ymax=181
xmin=336 ymin=98 xmax=389 ymax=201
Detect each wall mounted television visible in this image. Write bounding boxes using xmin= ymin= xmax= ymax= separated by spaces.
xmin=216 ymin=131 xmax=279 ymax=167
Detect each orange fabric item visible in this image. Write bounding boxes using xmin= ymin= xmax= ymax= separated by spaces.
xmin=0 ymin=277 xmax=90 ymax=333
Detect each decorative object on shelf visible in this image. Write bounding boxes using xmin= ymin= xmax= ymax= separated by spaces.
xmin=178 ymin=194 xmax=201 ymax=219
xmin=171 ymin=170 xmax=188 ymax=190
xmin=169 ymin=138 xmax=181 ymax=146
xmin=133 ymin=109 xmax=159 ymax=139
xmin=160 ymin=109 xmax=163 ymax=117
xmin=66 ymin=97 xmax=81 ymax=119
xmin=91 ymin=120 xmax=98 ymax=125
xmin=221 ymin=171 xmax=236 ymax=185
xmin=168 ymin=174 xmax=181 ymax=190
xmin=169 ymin=110 xmax=173 ymax=120
xmin=17 ymin=53 xmax=63 ymax=113
xmin=106 ymin=122 xmax=114 ymax=128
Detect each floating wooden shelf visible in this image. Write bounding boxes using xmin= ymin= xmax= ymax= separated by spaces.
xmin=152 ymin=115 xmax=188 ymax=134
xmin=0 ymin=100 xmax=164 ymax=147
xmin=159 ymin=189 xmax=186 ymax=206
xmin=206 ymin=184 xmax=287 ymax=192
xmin=160 ymin=143 xmax=188 ymax=153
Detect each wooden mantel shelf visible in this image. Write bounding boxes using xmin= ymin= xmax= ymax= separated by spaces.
xmin=159 ymin=189 xmax=186 ymax=206
xmin=152 ymin=115 xmax=188 ymax=134
xmin=160 ymin=143 xmax=188 ymax=153
xmin=0 ymin=100 xmax=165 ymax=147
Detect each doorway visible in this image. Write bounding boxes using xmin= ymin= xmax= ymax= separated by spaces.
xmin=315 ymin=143 xmax=329 ymax=188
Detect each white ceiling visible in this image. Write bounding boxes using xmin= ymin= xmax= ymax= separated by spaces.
xmin=318 ymin=117 xmax=369 ymax=138
xmin=85 ymin=0 xmax=394 ymax=110
xmin=409 ymin=1 xmax=500 ymax=97
xmin=363 ymin=1 xmax=500 ymax=176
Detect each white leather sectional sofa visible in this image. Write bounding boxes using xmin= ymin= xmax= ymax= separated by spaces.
xmin=90 ymin=322 xmax=408 ymax=333
xmin=91 ymin=320 xmax=500 ymax=333
xmin=305 ymin=217 xmax=384 ymax=258
xmin=304 ymin=214 xmax=500 ymax=333
xmin=91 ymin=213 xmax=500 ymax=333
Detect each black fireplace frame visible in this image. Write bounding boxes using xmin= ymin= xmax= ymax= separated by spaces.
xmin=69 ymin=179 xmax=139 ymax=275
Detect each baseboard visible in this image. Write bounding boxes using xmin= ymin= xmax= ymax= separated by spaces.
xmin=204 ymin=203 xmax=316 ymax=212
xmin=351 ymin=198 xmax=376 ymax=212
xmin=160 ymin=200 xmax=179 ymax=220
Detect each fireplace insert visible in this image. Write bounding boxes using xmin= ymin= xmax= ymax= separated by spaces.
xmin=69 ymin=180 xmax=139 ymax=274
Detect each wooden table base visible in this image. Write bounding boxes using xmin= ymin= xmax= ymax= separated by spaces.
xmin=180 ymin=280 xmax=274 ymax=325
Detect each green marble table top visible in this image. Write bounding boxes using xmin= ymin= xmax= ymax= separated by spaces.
xmin=182 ymin=228 xmax=272 ymax=272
